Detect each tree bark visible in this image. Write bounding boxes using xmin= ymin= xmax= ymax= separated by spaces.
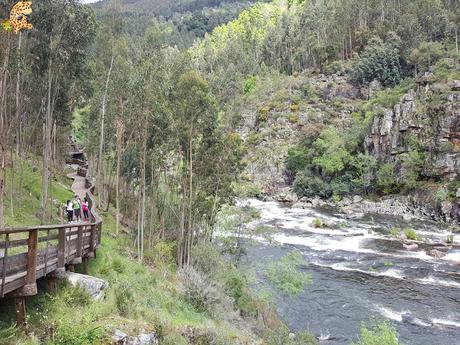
xmin=97 ymin=54 xmax=114 ymax=201
xmin=115 ymin=117 xmax=123 ymax=236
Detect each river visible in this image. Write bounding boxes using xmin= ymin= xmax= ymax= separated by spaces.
xmin=232 ymin=199 xmax=460 ymax=345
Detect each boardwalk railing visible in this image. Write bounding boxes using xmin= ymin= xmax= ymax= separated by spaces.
xmin=0 ymin=152 xmax=102 ymax=325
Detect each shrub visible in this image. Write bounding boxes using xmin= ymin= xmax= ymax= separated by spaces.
xmin=111 ymin=258 xmax=125 ymax=274
xmin=192 ymin=243 xmax=223 ymax=278
xmin=257 ymin=107 xmax=269 ymax=124
xmin=178 ymin=266 xmax=234 ymax=318
xmin=435 ymin=187 xmax=449 ymax=202
xmin=290 ymin=104 xmax=299 ymax=113
xmin=377 ymin=163 xmax=398 ymax=194
xmin=404 ymin=228 xmax=418 ymax=241
xmin=266 ymin=251 xmax=311 ymax=296
xmin=350 ymin=320 xmax=401 ymax=345
xmin=384 ymin=261 xmax=393 ymax=267
xmin=61 ymin=284 xmax=91 ymax=308
xmin=389 ymin=228 xmax=399 ymax=237
xmin=243 ymin=76 xmax=256 ymax=94
xmin=447 ymin=234 xmax=454 ymax=244
xmin=288 ymin=113 xmax=300 ymax=123
xmin=114 ymin=283 xmax=134 ymax=317
xmin=302 ymin=82 xmax=317 ymax=98
xmin=312 ymin=218 xmax=324 ymax=228
xmin=351 ymin=35 xmax=402 ymax=87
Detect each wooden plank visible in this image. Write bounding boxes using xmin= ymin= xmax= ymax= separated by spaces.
xmin=0 ymin=234 xmax=58 ymax=249
xmin=1 ymin=234 xmax=9 ymax=298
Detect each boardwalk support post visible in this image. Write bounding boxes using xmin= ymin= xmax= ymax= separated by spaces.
xmin=22 ymin=230 xmax=38 ymax=296
xmin=82 ymin=257 xmax=89 ymax=275
xmin=14 ymin=297 xmax=26 ymax=327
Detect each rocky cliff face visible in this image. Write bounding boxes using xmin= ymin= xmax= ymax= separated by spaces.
xmin=365 ymin=79 xmax=460 ymax=182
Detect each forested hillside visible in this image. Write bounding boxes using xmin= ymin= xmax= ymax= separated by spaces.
xmin=0 ymin=0 xmax=459 ymax=344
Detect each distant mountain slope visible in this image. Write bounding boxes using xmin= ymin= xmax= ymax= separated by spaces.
xmin=92 ymin=0 xmax=261 ymax=18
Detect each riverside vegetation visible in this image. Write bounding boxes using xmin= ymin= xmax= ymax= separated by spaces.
xmin=0 ymin=0 xmax=459 ymax=344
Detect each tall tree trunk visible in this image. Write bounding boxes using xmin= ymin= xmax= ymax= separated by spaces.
xmin=97 ymin=54 xmax=114 ymax=200
xmin=0 ymin=34 xmax=11 ymax=227
xmin=456 ymin=27 xmax=458 ymax=54
xmin=41 ymin=57 xmax=53 ymax=225
xmin=187 ymin=132 xmax=193 ymax=266
xmin=139 ymin=126 xmax=147 ymax=262
xmin=15 ymin=33 xmax=22 ymax=156
xmin=115 ymin=117 xmax=123 ymax=236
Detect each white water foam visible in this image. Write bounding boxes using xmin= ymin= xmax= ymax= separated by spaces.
xmin=375 ymin=306 xmax=432 ymax=327
xmin=273 ymin=233 xmax=378 ymax=254
xmin=443 ymin=251 xmax=460 ymax=263
xmin=375 ymin=306 xmax=403 ymax=322
xmin=416 ymin=276 xmax=460 ymax=289
xmin=312 ymin=262 xmax=406 ymax=280
xmin=431 ymin=318 xmax=460 ymax=328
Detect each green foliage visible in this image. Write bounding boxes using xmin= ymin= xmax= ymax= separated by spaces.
xmin=350 ymin=320 xmax=402 ymax=345
xmin=312 ymin=218 xmax=327 ymax=228
xmin=114 ymin=283 xmax=134 ymax=317
xmin=401 ymin=151 xmax=425 ymax=189
xmin=367 ymin=79 xmax=416 ymax=109
xmin=244 ymin=75 xmax=257 ymax=94
xmin=389 ymin=228 xmax=400 ymax=237
xmin=351 ymin=36 xmax=402 ymax=87
xmin=377 ymin=163 xmax=399 ymax=194
xmin=312 ymin=127 xmax=351 ymax=174
xmin=409 ymin=41 xmax=445 ymax=73
xmin=257 ymin=107 xmax=270 ymax=124
xmin=404 ymin=228 xmax=418 ymax=241
xmin=384 ymin=261 xmax=393 ymax=267
xmin=435 ymin=187 xmax=449 ymax=202
xmin=266 ymin=251 xmax=311 ymax=296
xmin=61 ymin=283 xmax=92 ymax=308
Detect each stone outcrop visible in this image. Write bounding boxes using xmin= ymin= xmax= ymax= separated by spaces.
xmin=112 ymin=330 xmax=158 ymax=345
xmin=66 ymin=272 xmax=108 ymax=301
xmin=365 ymin=82 xmax=460 ymax=181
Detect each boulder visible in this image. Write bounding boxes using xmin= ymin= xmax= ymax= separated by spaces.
xmin=137 ymin=333 xmax=158 ymax=345
xmin=403 ymin=243 xmax=419 ymax=251
xmin=66 ymin=272 xmax=108 ymax=301
xmin=428 ymin=249 xmax=447 ymax=260
xmin=452 ymin=80 xmax=460 ymax=91
xmin=346 ymin=212 xmax=365 ymax=220
xmin=112 ymin=330 xmax=128 ymax=345
xmin=402 ymin=214 xmax=414 ymax=222
xmin=111 ymin=331 xmax=158 ymax=345
xmin=352 ymin=195 xmax=363 ymax=204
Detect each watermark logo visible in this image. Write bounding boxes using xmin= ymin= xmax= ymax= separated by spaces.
xmin=1 ymin=1 xmax=33 ymax=34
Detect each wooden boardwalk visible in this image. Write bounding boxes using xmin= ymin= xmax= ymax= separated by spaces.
xmin=0 ymin=148 xmax=102 ymax=325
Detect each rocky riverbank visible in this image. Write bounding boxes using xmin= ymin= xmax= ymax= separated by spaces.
xmin=269 ymin=188 xmax=460 ymax=225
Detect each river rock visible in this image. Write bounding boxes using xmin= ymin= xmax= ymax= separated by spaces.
xmin=428 ymin=249 xmax=447 ymax=260
xmin=403 ymin=243 xmax=419 ymax=251
xmin=111 ymin=331 xmax=158 ymax=345
xmin=66 ymin=272 xmax=108 ymax=301
xmin=274 ymin=192 xmax=297 ymax=203
xmin=346 ymin=212 xmax=365 ymax=220
xmin=402 ymin=214 xmax=414 ymax=222
xmin=352 ymin=195 xmax=363 ymax=204
xmin=112 ymin=330 xmax=128 ymax=344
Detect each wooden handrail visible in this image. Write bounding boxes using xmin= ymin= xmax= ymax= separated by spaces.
xmin=0 ymin=149 xmax=102 ymax=299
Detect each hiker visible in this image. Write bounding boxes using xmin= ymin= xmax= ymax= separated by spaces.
xmin=73 ymin=196 xmax=82 ymax=222
xmin=82 ymin=197 xmax=89 ymax=222
xmin=66 ymin=200 xmax=73 ymax=223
